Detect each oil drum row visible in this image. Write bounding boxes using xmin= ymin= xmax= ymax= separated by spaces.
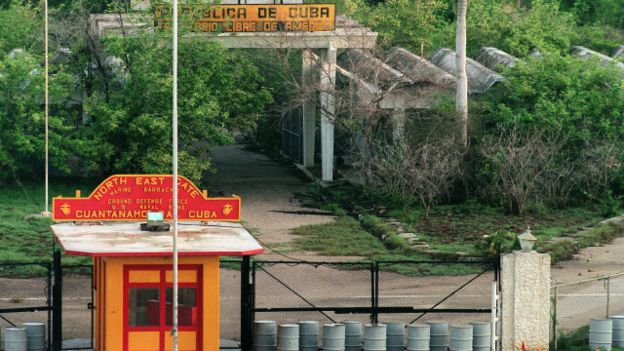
xmin=589 ymin=316 xmax=624 ymax=351
xmin=2 ymin=323 xmax=45 ymax=351
xmin=254 ymin=320 xmax=492 ymax=351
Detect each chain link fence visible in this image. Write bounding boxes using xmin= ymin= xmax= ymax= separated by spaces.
xmin=377 ymin=261 xmax=496 ymax=326
xmin=0 ymin=262 xmax=52 ymax=351
xmin=221 ymin=259 xmax=243 ymax=342
xmin=252 ymin=260 xmax=497 ymax=330
xmin=551 ymin=271 xmax=624 ymax=350
xmin=60 ymin=265 xmax=92 ymax=350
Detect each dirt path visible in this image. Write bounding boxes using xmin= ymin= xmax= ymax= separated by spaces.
xmin=204 ymin=145 xmax=337 ymax=260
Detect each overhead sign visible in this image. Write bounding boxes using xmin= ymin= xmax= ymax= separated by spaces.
xmin=52 ymin=175 xmax=240 ymax=222
xmin=154 ymin=4 xmax=336 ymax=32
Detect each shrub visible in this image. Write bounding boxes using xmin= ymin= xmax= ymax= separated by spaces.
xmin=479 ymin=54 xmax=624 ymax=208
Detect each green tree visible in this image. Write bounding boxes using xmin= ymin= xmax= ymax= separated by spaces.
xmin=0 ymin=49 xmax=76 ymax=183
xmin=0 ymin=4 xmax=40 ymax=54
xmin=345 ymin=0 xmax=450 ymax=54
xmin=85 ymin=36 xmax=272 ymax=182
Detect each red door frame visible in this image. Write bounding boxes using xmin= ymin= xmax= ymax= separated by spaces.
xmin=123 ymin=265 xmax=203 ymax=351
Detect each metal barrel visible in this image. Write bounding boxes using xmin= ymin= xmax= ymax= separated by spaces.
xmin=590 ymin=319 xmax=613 ymax=351
xmin=427 ymin=321 xmax=449 ymax=351
xmin=469 ymin=322 xmax=490 ymax=351
xmin=450 ymin=325 xmax=473 ymax=351
xmin=22 ymin=323 xmax=45 ymax=351
xmin=3 ymin=327 xmax=27 ymax=351
xmin=323 ymin=324 xmax=346 ymax=351
xmin=255 ymin=320 xmax=277 ymax=351
xmin=343 ymin=321 xmax=362 ymax=351
xmin=386 ymin=322 xmax=405 ymax=351
xmin=278 ymin=324 xmax=300 ymax=351
xmin=611 ymin=316 xmax=624 ymax=348
xmin=363 ymin=324 xmax=386 ymax=351
xmin=406 ymin=324 xmax=430 ymax=351
xmin=299 ymin=321 xmax=320 ymax=351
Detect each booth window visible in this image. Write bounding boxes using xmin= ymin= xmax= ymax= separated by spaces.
xmin=128 ymin=288 xmax=160 ymax=326
xmin=165 ymin=287 xmax=197 ymax=326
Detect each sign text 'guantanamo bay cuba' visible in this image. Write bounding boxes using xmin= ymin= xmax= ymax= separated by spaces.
xmin=52 ymin=175 xmax=241 ymax=222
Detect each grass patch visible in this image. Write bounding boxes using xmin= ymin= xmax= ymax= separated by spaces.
xmin=0 ymin=179 xmax=99 ymax=272
xmin=554 ymin=325 xmax=624 ymax=351
xmin=305 ymin=184 xmax=608 ymax=258
xmin=293 ymin=217 xmax=387 ymax=256
xmin=539 ymin=223 xmax=624 ymax=263
xmin=291 ymin=216 xmax=493 ymax=276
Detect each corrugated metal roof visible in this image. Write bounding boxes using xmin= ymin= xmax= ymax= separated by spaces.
xmin=385 ymin=47 xmax=456 ymax=89
xmin=571 ymin=46 xmax=624 ymax=71
xmin=430 ymin=48 xmax=504 ymax=94
xmin=475 ymin=47 xmax=518 ymax=72
xmin=613 ymin=46 xmax=624 ymax=59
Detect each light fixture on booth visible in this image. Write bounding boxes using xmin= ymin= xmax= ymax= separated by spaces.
xmin=518 ymin=227 xmax=537 ymax=252
xmin=141 ymin=211 xmax=170 ymax=232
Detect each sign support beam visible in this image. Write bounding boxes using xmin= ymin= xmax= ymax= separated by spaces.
xmin=319 ymin=45 xmax=336 ymax=181
xmin=302 ymin=49 xmax=316 ymax=168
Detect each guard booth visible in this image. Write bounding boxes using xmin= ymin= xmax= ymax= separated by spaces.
xmin=50 ymin=175 xmax=263 ymax=351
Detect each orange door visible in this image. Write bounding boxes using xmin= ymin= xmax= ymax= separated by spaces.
xmin=124 ymin=265 xmax=203 ymax=351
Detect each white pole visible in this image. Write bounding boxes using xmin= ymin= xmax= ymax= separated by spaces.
xmin=491 ymin=281 xmax=497 ymax=351
xmin=172 ymin=0 xmax=179 ymax=348
xmin=43 ymin=0 xmax=50 ymax=217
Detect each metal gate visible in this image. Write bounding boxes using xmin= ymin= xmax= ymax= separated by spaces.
xmin=0 ymin=253 xmax=94 ymax=351
xmin=250 ymin=259 xmax=499 ymax=333
xmin=281 ymin=107 xmax=304 ymax=163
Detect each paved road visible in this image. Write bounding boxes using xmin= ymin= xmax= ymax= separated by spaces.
xmin=204 ymin=145 xmax=336 ymax=260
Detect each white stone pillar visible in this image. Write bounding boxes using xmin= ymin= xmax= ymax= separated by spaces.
xmin=319 ymin=45 xmax=337 ymax=181
xmin=302 ymin=49 xmax=316 ymax=168
xmin=501 ymin=251 xmax=551 ymax=351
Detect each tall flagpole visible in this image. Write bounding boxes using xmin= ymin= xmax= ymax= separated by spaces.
xmin=43 ymin=0 xmax=50 ymax=217
xmin=172 ymin=0 xmax=179 ymax=347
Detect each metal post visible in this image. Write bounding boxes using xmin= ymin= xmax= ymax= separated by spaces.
xmin=372 ymin=262 xmax=379 ymax=324
xmin=553 ymin=286 xmax=558 ymax=351
xmin=46 ymin=261 xmax=52 ymax=351
xmin=606 ymin=278 xmax=611 ymax=319
xmin=370 ymin=262 xmax=375 ymax=324
xmin=241 ymin=256 xmax=252 ymax=351
xmin=52 ymin=250 xmax=62 ymax=351
xmin=491 ymin=282 xmax=497 ymax=351
xmin=171 ymin=0 xmax=179 ymax=347
xmin=43 ymin=0 xmax=50 ymax=217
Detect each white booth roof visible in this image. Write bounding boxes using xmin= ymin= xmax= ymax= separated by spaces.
xmin=51 ymin=222 xmax=264 ymax=257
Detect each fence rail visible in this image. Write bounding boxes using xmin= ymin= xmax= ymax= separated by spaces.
xmin=551 ymin=271 xmax=624 ymax=351
xmin=0 ymin=256 xmax=499 ymax=351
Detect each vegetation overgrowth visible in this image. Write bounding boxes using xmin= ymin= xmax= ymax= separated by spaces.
xmin=2 ymin=0 xmax=624 ymax=265
xmin=293 ymin=184 xmax=624 ymax=261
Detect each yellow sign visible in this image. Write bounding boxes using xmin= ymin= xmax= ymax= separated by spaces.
xmin=154 ymin=4 xmax=336 ymax=32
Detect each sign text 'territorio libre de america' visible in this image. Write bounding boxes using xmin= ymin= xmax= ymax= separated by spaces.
xmin=154 ymin=4 xmax=336 ymax=33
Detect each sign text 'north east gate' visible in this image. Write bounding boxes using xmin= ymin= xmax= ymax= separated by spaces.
xmin=154 ymin=4 xmax=336 ymax=33
xmin=52 ymin=174 xmax=240 ymax=222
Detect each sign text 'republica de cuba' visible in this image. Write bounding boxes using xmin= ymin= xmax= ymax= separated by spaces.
xmin=52 ymin=174 xmax=240 ymax=222
xmin=154 ymin=4 xmax=336 ymax=33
